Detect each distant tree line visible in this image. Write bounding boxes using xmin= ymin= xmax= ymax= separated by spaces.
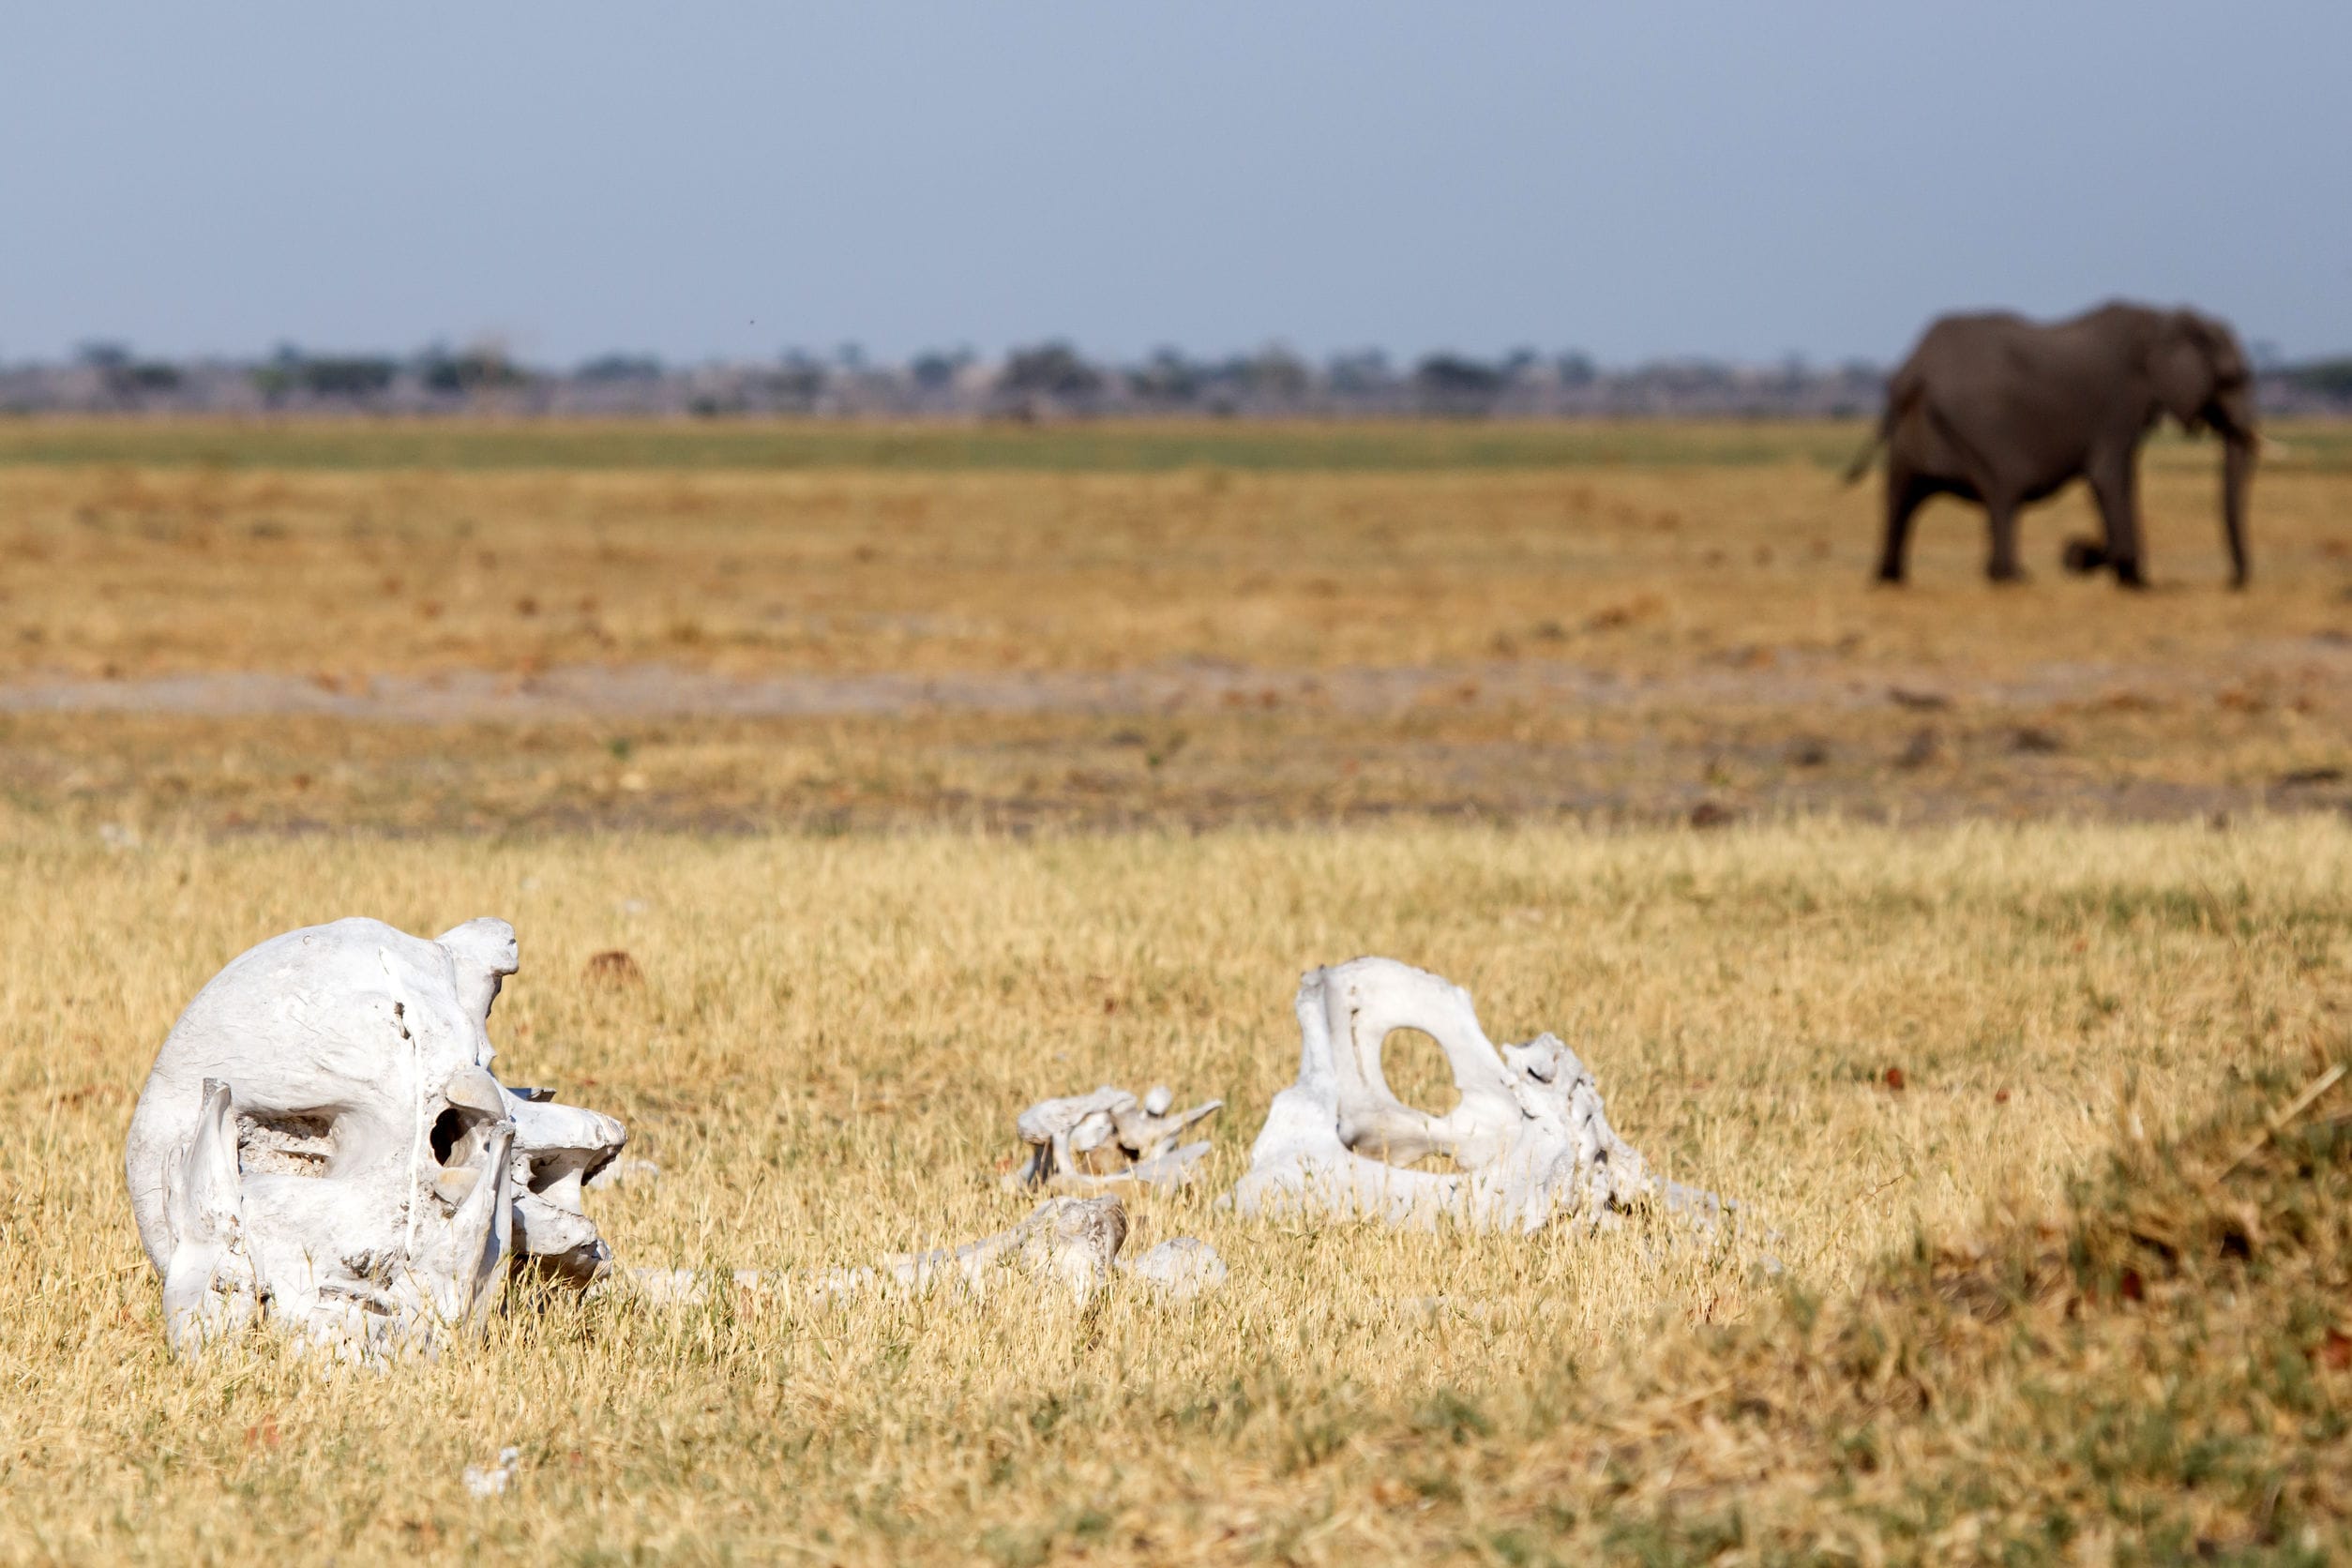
xmin=4 ymin=338 xmax=2348 ymax=418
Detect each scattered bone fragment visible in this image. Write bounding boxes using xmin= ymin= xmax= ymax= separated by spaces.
xmin=1007 ymin=1083 xmax=1222 ymax=1193
xmin=1117 ymin=1236 xmax=1228 ymax=1301
xmin=124 ymin=917 xmax=627 ymax=1358
xmin=866 ymin=1204 xmax=1227 ymax=1307
xmin=1227 ymin=957 xmax=1719 ymax=1232
xmin=463 ymin=1447 xmax=523 ymax=1499
xmin=586 ymin=1155 xmax=662 ymax=1191
xmin=820 ymin=1194 xmax=1133 ymax=1307
xmin=627 ymin=1267 xmax=769 ymax=1308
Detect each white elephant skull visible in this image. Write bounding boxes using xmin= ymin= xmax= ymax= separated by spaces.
xmin=1228 ymin=957 xmax=1713 ymax=1231
xmin=124 ymin=917 xmax=626 ymax=1357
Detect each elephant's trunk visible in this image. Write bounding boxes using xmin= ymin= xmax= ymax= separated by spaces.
xmin=2222 ymin=432 xmax=2254 ymax=589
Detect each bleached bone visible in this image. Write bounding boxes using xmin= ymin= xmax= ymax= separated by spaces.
xmin=1120 ymin=1236 xmax=1228 ymax=1301
xmin=626 ymin=1267 xmax=770 ymax=1308
xmin=586 ymin=1155 xmax=661 ymax=1190
xmin=463 ymin=1447 xmax=523 ymax=1500
xmin=1227 ymin=957 xmax=1716 ymax=1232
xmin=832 ymin=1194 xmax=1133 ymax=1306
xmin=627 ymin=1195 xmax=1201 ymax=1311
xmin=124 ymin=917 xmax=627 ymax=1358
xmin=508 ymin=1093 xmax=628 ymax=1285
xmin=1007 ymin=1084 xmax=1223 ymax=1193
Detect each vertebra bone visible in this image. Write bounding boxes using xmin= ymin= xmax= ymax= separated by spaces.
xmin=1007 ymin=1084 xmax=1222 ymax=1193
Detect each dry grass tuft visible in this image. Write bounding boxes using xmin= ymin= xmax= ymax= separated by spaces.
xmin=1518 ymin=1055 xmax=2352 ymax=1561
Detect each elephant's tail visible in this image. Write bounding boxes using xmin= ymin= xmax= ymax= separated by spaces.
xmin=1843 ymin=376 xmax=1921 ymax=485
xmin=1840 ymin=425 xmax=1887 ymax=486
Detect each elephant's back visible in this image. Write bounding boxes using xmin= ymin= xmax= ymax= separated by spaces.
xmin=1912 ymin=310 xmax=2034 ymax=360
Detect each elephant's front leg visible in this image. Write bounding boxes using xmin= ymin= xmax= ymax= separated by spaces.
xmin=1984 ymin=497 xmax=2028 ymax=583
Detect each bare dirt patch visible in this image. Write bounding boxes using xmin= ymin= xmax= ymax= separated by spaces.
xmin=4 ymin=636 xmax=2347 ymax=725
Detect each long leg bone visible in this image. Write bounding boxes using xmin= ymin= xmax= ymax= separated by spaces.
xmin=626 ymin=1195 xmax=1227 ymax=1310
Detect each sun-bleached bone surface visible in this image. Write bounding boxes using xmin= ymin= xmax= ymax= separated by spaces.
xmin=1229 ymin=957 xmax=1711 ymax=1231
xmin=628 ymin=1195 xmax=1227 ymax=1310
xmin=1121 ymin=1235 xmax=1229 ymax=1301
xmin=1005 ymin=1084 xmax=1223 ymax=1193
xmin=124 ymin=917 xmax=626 ymax=1357
xmin=826 ymin=1194 xmax=1134 ymax=1306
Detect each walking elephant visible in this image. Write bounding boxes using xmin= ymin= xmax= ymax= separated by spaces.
xmin=1847 ymin=302 xmax=2259 ymax=588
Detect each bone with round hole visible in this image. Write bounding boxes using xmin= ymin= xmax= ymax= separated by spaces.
xmin=1226 ymin=957 xmax=1718 ymax=1231
xmin=1005 ymin=1084 xmax=1223 ymax=1193
xmin=125 ymin=916 xmax=627 ymax=1357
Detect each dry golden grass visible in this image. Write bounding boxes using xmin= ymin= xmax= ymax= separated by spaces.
xmin=0 ymin=419 xmax=2346 ymax=836
xmin=3 ymin=421 xmax=2349 ymax=1560
xmin=1560 ymin=1054 xmax=2352 ymax=1563
xmin=0 ymin=427 xmax=2344 ymax=684
xmin=4 ymin=817 xmax=2348 ymax=1562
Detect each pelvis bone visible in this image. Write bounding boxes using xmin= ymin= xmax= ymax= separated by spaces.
xmin=124 ymin=917 xmax=626 ymax=1357
xmin=1228 ymin=957 xmax=1713 ymax=1231
xmin=1005 ymin=1084 xmax=1222 ymax=1193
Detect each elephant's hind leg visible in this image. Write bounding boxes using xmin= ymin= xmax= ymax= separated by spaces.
xmin=1876 ymin=467 xmax=1930 ymax=584
xmin=2087 ymin=459 xmax=2148 ymax=589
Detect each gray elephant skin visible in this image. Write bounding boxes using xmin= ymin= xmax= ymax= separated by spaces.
xmin=1848 ymin=302 xmax=2258 ymax=589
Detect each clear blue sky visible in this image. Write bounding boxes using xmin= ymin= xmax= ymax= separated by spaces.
xmin=5 ymin=3 xmax=2345 ymax=367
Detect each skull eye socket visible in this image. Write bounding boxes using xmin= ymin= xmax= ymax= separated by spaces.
xmin=429 ymin=1105 xmax=500 ymax=1168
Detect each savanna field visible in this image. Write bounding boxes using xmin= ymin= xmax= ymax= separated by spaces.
xmin=3 ymin=419 xmax=2351 ymax=1563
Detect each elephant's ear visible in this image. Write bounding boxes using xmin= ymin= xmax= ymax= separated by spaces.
xmin=2149 ymin=315 xmax=2215 ymax=432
